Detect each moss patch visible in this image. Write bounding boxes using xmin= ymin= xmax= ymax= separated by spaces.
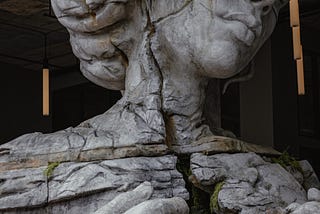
xmin=44 ymin=162 xmax=60 ymax=178
xmin=271 ymin=151 xmax=302 ymax=174
xmin=210 ymin=181 xmax=224 ymax=214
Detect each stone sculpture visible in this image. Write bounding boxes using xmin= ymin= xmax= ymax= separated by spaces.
xmin=50 ymin=0 xmax=288 ymax=147
xmin=4 ymin=1 xmax=319 ymax=214
xmin=0 ymin=0 xmax=288 ymax=170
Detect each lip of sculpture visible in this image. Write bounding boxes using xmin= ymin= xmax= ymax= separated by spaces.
xmin=53 ymin=0 xmax=127 ymax=33
xmin=220 ymin=12 xmax=262 ymax=46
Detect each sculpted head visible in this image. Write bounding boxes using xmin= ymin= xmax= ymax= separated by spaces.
xmin=52 ymin=0 xmax=288 ymax=89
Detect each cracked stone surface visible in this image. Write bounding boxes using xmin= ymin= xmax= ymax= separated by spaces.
xmin=0 ymin=0 xmax=288 ymax=172
xmin=299 ymin=160 xmax=320 ymax=190
xmin=171 ymin=135 xmax=281 ymax=156
xmin=287 ymin=201 xmax=320 ymax=214
xmin=93 ymin=182 xmax=189 ymax=214
xmin=190 ymin=153 xmax=307 ymax=214
xmin=0 ymin=155 xmax=188 ymax=213
xmin=0 ymin=0 xmax=292 ymax=213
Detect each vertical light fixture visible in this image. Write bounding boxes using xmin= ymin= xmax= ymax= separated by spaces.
xmin=43 ymin=35 xmax=49 ymax=116
xmin=289 ymin=0 xmax=305 ymax=95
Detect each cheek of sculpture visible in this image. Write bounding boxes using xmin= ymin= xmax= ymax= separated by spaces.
xmin=155 ymin=0 xmax=278 ymax=79
xmin=70 ymin=33 xmax=127 ymax=90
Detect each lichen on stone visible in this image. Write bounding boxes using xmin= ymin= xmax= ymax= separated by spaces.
xmin=44 ymin=162 xmax=60 ymax=177
xmin=210 ymin=181 xmax=224 ymax=214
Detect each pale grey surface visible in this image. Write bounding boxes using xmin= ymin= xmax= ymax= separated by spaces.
xmin=190 ymin=153 xmax=307 ymax=214
xmin=93 ymin=181 xmax=153 ymax=214
xmin=307 ymin=188 xmax=320 ymax=202
xmin=299 ymin=160 xmax=320 ymax=190
xmin=285 ymin=203 xmax=302 ymax=213
xmin=171 ymin=135 xmax=281 ymax=156
xmin=291 ymin=201 xmax=320 ymax=214
xmin=123 ymin=197 xmax=189 ymax=214
xmin=0 ymin=0 xmax=288 ymax=166
xmin=0 ymin=0 xmax=293 ymax=213
xmin=0 ymin=155 xmax=188 ymax=213
xmin=93 ymin=182 xmax=189 ymax=214
xmin=0 ymin=166 xmax=48 ymax=210
xmin=47 ymin=0 xmax=288 ymax=147
xmin=0 ymin=127 xmax=169 ymax=171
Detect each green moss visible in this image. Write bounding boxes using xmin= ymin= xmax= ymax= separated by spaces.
xmin=210 ymin=181 xmax=224 ymax=214
xmin=44 ymin=162 xmax=60 ymax=177
xmin=271 ymin=151 xmax=303 ymax=174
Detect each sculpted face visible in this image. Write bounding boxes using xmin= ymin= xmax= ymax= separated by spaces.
xmin=152 ymin=0 xmax=287 ymax=78
xmin=52 ymin=0 xmax=287 ymax=89
xmin=51 ymin=0 xmax=132 ymax=90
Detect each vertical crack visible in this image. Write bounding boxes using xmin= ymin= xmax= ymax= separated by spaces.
xmin=144 ymin=2 xmax=173 ymax=147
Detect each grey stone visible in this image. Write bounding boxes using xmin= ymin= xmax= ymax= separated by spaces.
xmin=299 ymin=160 xmax=320 ymax=190
xmin=0 ymin=0 xmax=291 ymax=213
xmin=285 ymin=203 xmax=301 ymax=213
xmin=93 ymin=181 xmax=153 ymax=214
xmin=286 ymin=166 xmax=304 ymax=185
xmin=0 ymin=128 xmax=169 ymax=171
xmin=265 ymin=207 xmax=286 ymax=214
xmin=0 ymin=155 xmax=188 ymax=213
xmin=307 ymin=188 xmax=320 ymax=202
xmin=46 ymin=0 xmax=288 ymax=148
xmin=190 ymin=153 xmax=307 ymax=213
xmin=291 ymin=201 xmax=320 ymax=214
xmin=0 ymin=166 xmax=47 ymax=210
xmin=123 ymin=197 xmax=189 ymax=214
xmin=172 ymin=135 xmax=281 ymax=156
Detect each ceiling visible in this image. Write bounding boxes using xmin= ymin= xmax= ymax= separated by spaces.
xmin=0 ymin=0 xmax=77 ymax=72
xmin=0 ymin=0 xmax=319 ymax=73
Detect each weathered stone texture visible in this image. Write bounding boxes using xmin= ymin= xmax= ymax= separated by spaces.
xmin=0 ymin=155 xmax=188 ymax=214
xmin=190 ymin=153 xmax=307 ymax=214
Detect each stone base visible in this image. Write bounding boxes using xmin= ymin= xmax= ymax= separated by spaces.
xmin=0 ymin=155 xmax=188 ymax=214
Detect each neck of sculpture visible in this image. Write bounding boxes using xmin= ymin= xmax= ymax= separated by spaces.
xmin=120 ymin=27 xmax=212 ymax=147
xmin=145 ymin=34 xmax=212 ymax=146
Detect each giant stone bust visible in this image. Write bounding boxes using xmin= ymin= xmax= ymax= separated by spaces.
xmin=51 ymin=0 xmax=287 ymax=146
xmin=49 ymin=0 xmax=288 ymax=147
xmin=1 ymin=0 xmax=288 ymax=168
xmin=0 ymin=1 xmax=296 ymax=213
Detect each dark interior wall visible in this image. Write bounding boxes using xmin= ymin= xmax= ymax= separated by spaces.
xmin=271 ymin=20 xmax=299 ymax=154
xmin=52 ymin=83 xmax=121 ymax=131
xmin=271 ymin=19 xmax=320 ymax=173
xmin=0 ymin=62 xmax=122 ymax=145
xmin=0 ymin=62 xmax=52 ymax=144
xmin=240 ymin=40 xmax=274 ymax=147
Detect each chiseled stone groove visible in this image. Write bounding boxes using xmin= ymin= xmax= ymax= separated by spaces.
xmin=172 ymin=135 xmax=281 ymax=156
xmin=0 ymin=127 xmax=169 ymax=172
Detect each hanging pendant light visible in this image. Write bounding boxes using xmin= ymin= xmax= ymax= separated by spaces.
xmin=42 ymin=35 xmax=50 ymax=116
xmin=289 ymin=0 xmax=305 ymax=95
